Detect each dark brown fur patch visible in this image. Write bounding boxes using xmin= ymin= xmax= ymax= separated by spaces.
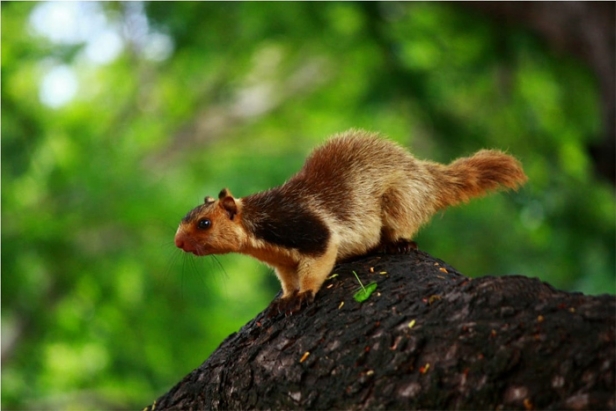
xmin=241 ymin=186 xmax=330 ymax=255
xmin=290 ymin=139 xmax=361 ymax=222
xmin=182 ymin=203 xmax=215 ymax=223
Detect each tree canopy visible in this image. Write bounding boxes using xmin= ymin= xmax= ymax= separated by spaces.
xmin=2 ymin=2 xmax=614 ymax=409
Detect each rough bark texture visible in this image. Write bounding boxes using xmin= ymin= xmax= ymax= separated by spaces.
xmin=146 ymin=251 xmax=615 ymax=410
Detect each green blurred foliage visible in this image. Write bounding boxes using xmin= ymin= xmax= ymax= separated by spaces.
xmin=2 ymin=2 xmax=614 ymax=409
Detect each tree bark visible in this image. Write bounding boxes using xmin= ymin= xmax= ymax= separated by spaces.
xmin=146 ymin=250 xmax=615 ymax=410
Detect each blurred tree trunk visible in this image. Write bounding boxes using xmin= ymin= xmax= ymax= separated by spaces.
xmin=462 ymin=2 xmax=615 ymax=185
xmin=146 ymin=250 xmax=615 ymax=410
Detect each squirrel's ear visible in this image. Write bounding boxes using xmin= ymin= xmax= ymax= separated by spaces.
xmin=218 ymin=188 xmax=237 ymax=220
xmin=218 ymin=188 xmax=233 ymax=199
xmin=204 ymin=196 xmax=215 ymax=204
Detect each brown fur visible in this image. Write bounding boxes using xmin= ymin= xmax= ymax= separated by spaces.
xmin=174 ymin=129 xmax=527 ymax=311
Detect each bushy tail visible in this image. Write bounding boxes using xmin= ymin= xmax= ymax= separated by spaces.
xmin=433 ymin=150 xmax=527 ymax=209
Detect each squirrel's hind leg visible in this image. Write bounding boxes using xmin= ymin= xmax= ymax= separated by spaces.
xmin=377 ymin=186 xmax=424 ymax=255
xmin=373 ymin=226 xmax=418 ymax=255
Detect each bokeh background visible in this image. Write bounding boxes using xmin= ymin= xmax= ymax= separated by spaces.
xmin=3 ymin=2 xmax=614 ymax=409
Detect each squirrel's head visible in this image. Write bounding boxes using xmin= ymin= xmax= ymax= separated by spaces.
xmin=174 ymin=188 xmax=246 ymax=255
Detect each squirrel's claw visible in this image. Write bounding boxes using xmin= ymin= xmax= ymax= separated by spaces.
xmin=377 ymin=239 xmax=418 ymax=255
xmin=267 ymin=290 xmax=315 ymax=318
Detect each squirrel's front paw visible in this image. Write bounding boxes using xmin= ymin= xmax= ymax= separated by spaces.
xmin=267 ymin=290 xmax=315 ymax=317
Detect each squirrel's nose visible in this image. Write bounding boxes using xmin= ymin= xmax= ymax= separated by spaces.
xmin=174 ymin=232 xmax=191 ymax=251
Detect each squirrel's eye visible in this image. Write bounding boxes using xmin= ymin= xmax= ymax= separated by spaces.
xmin=197 ymin=219 xmax=211 ymax=230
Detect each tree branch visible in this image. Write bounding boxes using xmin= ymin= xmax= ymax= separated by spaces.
xmin=146 ymin=250 xmax=615 ymax=410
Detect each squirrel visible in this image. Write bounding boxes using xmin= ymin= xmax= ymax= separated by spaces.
xmin=174 ymin=129 xmax=527 ymax=315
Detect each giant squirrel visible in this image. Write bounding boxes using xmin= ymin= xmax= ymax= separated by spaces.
xmin=174 ymin=129 xmax=527 ymax=315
